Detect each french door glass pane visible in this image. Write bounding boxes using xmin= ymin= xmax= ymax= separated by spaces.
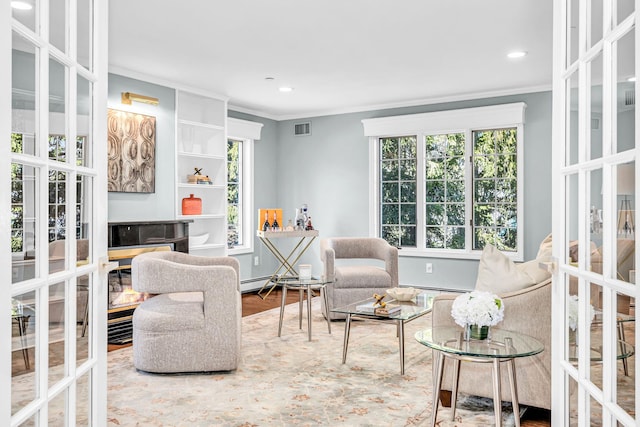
xmin=77 ymin=0 xmax=93 ymax=70
xmin=617 ymin=0 xmax=635 ymax=25
xmin=591 ymin=0 xmax=603 ymax=48
xmin=615 ymin=28 xmax=635 ymax=154
xmin=50 ymin=58 xmax=67 ymax=163
xmin=12 ymin=0 xmax=36 ymax=32
xmin=614 ymin=289 xmax=635 ymax=416
xmin=76 ymin=274 xmax=91 ymax=367
xmin=615 ymin=162 xmax=635 ymax=244
xmin=590 ymin=53 xmax=604 ymax=160
xmin=49 ymin=281 xmax=66 ymax=386
xmin=49 ymin=0 xmax=66 ymax=53
xmin=12 ymin=163 xmax=38 ymax=283
xmin=77 ymin=75 xmax=92 ymax=168
xmin=76 ymin=372 xmax=91 ymax=425
xmin=567 ymin=71 xmax=580 ymax=166
xmin=48 ymin=388 xmax=66 ymax=425
xmin=568 ymin=0 xmax=580 ymax=66
xmin=589 ymin=169 xmax=603 ymax=250
xmin=11 ymin=290 xmax=37 ymax=415
xmin=12 ymin=31 xmax=38 ymax=156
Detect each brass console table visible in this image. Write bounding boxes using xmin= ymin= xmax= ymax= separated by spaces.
xmin=256 ymin=229 xmax=319 ymax=299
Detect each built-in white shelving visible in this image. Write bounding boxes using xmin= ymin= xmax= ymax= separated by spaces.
xmin=175 ymin=90 xmax=227 ymax=256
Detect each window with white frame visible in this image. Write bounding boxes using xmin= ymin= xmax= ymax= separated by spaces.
xmin=227 ymin=117 xmax=263 ymax=253
xmin=363 ymin=103 xmax=525 ymax=259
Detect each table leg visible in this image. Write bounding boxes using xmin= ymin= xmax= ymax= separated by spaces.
xmin=431 ymin=350 xmax=445 ymax=427
xmin=278 ymin=285 xmax=287 ymax=337
xmin=299 ymin=289 xmax=304 ymax=330
xmin=450 ymin=358 xmax=461 ymax=420
xmin=306 ymin=285 xmax=312 ymax=341
xmin=492 ymin=357 xmax=502 ymax=427
xmin=342 ymin=313 xmax=352 ymax=364
xmin=322 ymin=286 xmax=331 ymax=334
xmin=618 ymin=321 xmax=629 ymax=376
xmin=507 ymin=359 xmax=520 ymax=427
xmin=398 ymin=320 xmax=405 ymax=375
xmin=16 ymin=316 xmax=31 ymax=370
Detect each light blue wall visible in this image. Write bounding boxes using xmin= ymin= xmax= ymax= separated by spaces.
xmin=107 ymin=74 xmax=176 ymax=222
xmin=234 ymin=91 xmax=554 ymax=291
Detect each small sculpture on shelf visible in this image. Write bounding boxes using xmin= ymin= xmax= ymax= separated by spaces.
xmin=187 ymin=167 xmax=212 ymax=185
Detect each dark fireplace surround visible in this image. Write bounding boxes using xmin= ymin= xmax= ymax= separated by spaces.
xmin=107 ymin=220 xmax=191 ymax=344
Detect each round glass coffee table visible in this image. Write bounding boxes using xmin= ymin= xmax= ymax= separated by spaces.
xmin=415 ymin=326 xmax=544 ymax=427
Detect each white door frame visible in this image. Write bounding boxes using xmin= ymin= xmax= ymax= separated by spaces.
xmin=2 ymin=0 xmax=108 ymax=425
xmin=552 ymin=0 xmax=638 ymax=425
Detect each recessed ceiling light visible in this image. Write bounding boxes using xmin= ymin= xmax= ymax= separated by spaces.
xmin=507 ymin=51 xmax=527 ymax=59
xmin=278 ymin=87 xmax=293 ymax=93
xmin=628 ymin=77 xmax=636 ymax=82
xmin=265 ymin=77 xmax=275 ymax=81
xmin=11 ymin=1 xmax=33 ymax=10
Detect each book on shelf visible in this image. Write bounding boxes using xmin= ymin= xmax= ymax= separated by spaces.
xmin=355 ymin=302 xmax=401 ymax=316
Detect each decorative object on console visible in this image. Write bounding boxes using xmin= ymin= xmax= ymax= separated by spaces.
xmin=451 ymin=290 xmax=504 ymax=340
xmin=107 ymin=109 xmax=156 ymax=193
xmin=258 ymin=208 xmax=283 ymax=231
xmin=386 ymin=287 xmax=420 ymax=301
xmin=181 ymin=194 xmax=202 ymax=215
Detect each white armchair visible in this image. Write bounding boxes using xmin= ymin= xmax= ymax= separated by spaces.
xmin=131 ymin=251 xmax=241 ymax=373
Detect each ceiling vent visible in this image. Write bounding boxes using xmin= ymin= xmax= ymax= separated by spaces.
xmin=294 ymin=122 xmax=311 ymax=136
xmin=625 ymin=89 xmax=635 ymax=106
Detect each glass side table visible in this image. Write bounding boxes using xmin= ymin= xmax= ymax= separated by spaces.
xmin=277 ymin=277 xmax=331 ymax=341
xmin=415 ymin=326 xmax=544 ymax=427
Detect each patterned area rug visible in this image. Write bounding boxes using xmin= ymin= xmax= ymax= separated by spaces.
xmin=105 ymin=299 xmax=517 ymax=426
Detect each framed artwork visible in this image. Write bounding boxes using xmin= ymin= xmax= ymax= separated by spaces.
xmin=107 ymin=109 xmax=156 ymax=193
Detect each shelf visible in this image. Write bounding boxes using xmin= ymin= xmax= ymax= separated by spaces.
xmin=178 ymin=119 xmax=224 ymax=131
xmin=177 ymin=151 xmax=225 ymax=160
xmin=177 ymin=183 xmax=226 ymax=190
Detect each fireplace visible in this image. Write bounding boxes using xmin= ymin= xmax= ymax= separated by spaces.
xmin=107 ymin=220 xmax=191 ymax=344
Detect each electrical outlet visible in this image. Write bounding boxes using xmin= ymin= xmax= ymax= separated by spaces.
xmin=425 ymin=263 xmax=433 ymax=274
xmin=254 ymin=256 xmax=260 ymax=266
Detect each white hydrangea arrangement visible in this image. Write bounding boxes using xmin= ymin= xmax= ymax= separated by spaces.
xmin=451 ymin=290 xmax=504 ymax=328
xmin=567 ymin=294 xmax=595 ymax=331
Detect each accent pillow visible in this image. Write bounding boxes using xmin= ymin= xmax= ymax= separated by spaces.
xmin=536 ymin=233 xmax=553 ymax=260
xmin=516 ymin=259 xmax=551 ymax=283
xmin=475 ymin=244 xmax=536 ymax=294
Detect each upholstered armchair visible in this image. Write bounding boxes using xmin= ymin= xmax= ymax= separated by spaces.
xmin=131 ymin=251 xmax=241 ymax=373
xmin=431 ymin=278 xmax=552 ymax=410
xmin=430 ymin=241 xmax=553 ymax=411
xmin=320 ymin=237 xmax=398 ymax=320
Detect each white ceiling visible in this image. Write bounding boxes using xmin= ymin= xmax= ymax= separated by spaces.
xmin=109 ymin=1 xmax=553 ymax=120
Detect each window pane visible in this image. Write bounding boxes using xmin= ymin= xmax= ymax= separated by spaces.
xmin=77 ymin=75 xmax=92 ymax=167
xmin=615 ymin=28 xmax=635 ymax=155
xmin=472 ymin=128 xmax=518 ymax=252
xmin=379 ymin=135 xmax=417 ymax=248
xmin=227 ymin=139 xmax=242 ymax=247
xmin=12 ymin=291 xmax=37 ymax=414
xmin=49 ymin=58 xmax=67 ymax=164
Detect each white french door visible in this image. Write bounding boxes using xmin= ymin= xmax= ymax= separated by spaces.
xmin=2 ymin=0 xmax=108 ymax=426
xmin=552 ymin=0 xmax=638 ymax=425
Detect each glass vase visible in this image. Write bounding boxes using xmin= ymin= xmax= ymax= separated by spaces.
xmin=467 ymin=324 xmax=490 ymax=340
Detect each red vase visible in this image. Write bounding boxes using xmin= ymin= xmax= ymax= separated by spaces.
xmin=182 ymin=194 xmax=202 ymax=215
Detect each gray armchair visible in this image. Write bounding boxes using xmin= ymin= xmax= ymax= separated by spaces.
xmin=320 ymin=237 xmax=398 ymax=320
xmin=131 ymin=251 xmax=241 ymax=373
